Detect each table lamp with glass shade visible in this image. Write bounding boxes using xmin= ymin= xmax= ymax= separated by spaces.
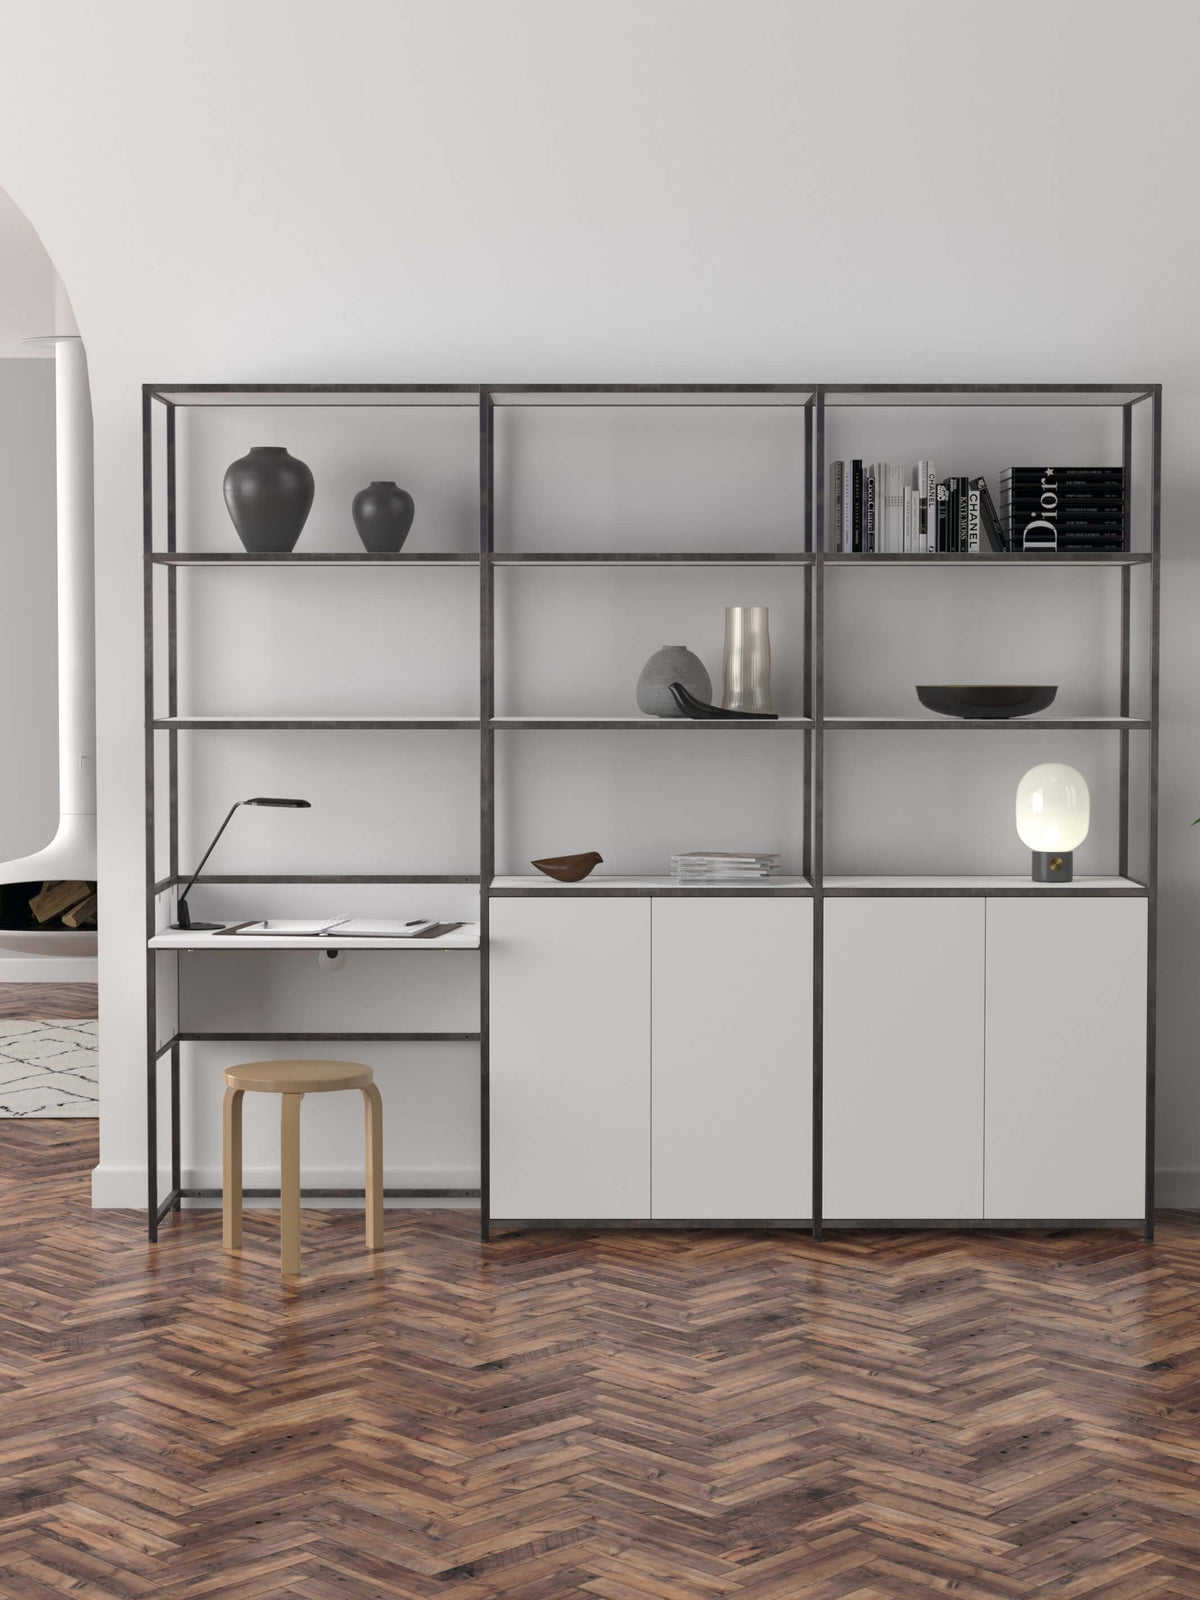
xmin=1015 ymin=764 xmax=1089 ymax=883
xmin=173 ymin=797 xmax=311 ymax=929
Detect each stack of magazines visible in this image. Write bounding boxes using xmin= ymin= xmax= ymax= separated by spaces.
xmin=671 ymin=851 xmax=780 ymax=884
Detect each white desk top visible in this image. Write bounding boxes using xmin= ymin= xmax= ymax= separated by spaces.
xmin=150 ymin=921 xmax=481 ymax=951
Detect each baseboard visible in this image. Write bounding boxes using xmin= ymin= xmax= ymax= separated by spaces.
xmin=91 ymin=1164 xmax=1200 ymax=1216
xmin=92 ymin=1162 xmax=480 ymax=1209
xmin=0 ymin=956 xmax=98 ymax=982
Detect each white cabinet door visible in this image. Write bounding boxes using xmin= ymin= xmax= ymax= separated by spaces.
xmin=489 ymin=897 xmax=650 ymax=1219
xmin=824 ymin=898 xmax=985 ymax=1220
xmin=984 ymin=898 xmax=1146 ymax=1221
xmin=651 ymin=898 xmax=812 ymax=1220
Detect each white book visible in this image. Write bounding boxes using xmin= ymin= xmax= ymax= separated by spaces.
xmin=925 ymin=460 xmax=937 ymax=552
xmin=904 ymin=486 xmax=914 ymax=552
xmin=229 ymin=917 xmax=349 ymax=937
xmin=321 ymin=918 xmax=438 ymax=938
xmin=888 ymin=462 xmax=904 ymax=552
xmin=967 ymin=486 xmax=981 ymax=553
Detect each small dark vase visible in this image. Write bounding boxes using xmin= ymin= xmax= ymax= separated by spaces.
xmin=352 ymin=481 xmax=415 ymax=553
xmin=223 ymin=446 xmax=314 ymax=553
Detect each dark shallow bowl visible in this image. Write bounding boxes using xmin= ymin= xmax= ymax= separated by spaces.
xmin=916 ymin=685 xmax=1058 ymax=720
xmin=530 ymin=851 xmax=604 ymax=883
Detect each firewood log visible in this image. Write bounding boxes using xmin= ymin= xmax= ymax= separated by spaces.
xmin=29 ymin=881 xmax=92 ymax=923
xmin=62 ymin=894 xmax=97 ymax=929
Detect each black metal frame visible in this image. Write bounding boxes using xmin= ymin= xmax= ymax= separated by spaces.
xmin=142 ymin=381 xmax=1161 ymax=1246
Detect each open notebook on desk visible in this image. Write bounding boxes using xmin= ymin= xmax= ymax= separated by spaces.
xmin=229 ymin=917 xmax=462 ymax=939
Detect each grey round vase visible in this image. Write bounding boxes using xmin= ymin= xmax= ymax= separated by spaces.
xmin=352 ymin=481 xmax=416 ymax=553
xmin=636 ymin=645 xmax=712 ymax=718
xmin=223 ymin=446 xmax=314 ymax=553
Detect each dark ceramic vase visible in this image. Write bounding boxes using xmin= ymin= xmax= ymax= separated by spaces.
xmin=352 ymin=481 xmax=415 ymax=553
xmin=223 ymin=446 xmax=314 ymax=553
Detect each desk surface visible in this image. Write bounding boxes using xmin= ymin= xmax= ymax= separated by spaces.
xmin=149 ymin=922 xmax=481 ymax=951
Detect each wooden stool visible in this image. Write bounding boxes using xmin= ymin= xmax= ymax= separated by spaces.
xmin=222 ymin=1060 xmax=384 ymax=1276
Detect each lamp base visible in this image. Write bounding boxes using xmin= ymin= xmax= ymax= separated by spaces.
xmin=170 ymin=920 xmax=225 ymax=931
xmin=1031 ymin=849 xmax=1073 ymax=884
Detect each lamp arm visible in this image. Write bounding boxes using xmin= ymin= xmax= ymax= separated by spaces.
xmin=176 ymin=802 xmax=243 ymax=912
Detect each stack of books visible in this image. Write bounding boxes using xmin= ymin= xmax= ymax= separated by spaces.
xmin=671 ymin=851 xmax=780 ymax=884
xmin=829 ymin=461 xmax=1002 ymax=553
xmin=1000 ymin=467 xmax=1126 ymax=552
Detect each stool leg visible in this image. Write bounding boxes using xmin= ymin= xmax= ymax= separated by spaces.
xmin=362 ymin=1084 xmax=384 ymax=1252
xmin=280 ymin=1092 xmax=303 ymax=1276
xmin=222 ymin=1087 xmax=244 ymax=1251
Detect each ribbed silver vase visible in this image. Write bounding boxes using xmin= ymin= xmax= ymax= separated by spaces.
xmin=722 ymin=605 xmax=773 ymax=713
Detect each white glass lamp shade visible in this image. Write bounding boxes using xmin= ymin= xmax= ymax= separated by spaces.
xmin=1015 ymin=764 xmax=1090 ymax=853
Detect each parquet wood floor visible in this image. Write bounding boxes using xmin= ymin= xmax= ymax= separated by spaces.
xmin=3 ymin=1123 xmax=1200 ymax=1598
xmin=0 ymin=984 xmax=97 ymax=1020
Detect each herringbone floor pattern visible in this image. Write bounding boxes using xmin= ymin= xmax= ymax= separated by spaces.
xmin=2 ymin=1125 xmax=1200 ymax=1597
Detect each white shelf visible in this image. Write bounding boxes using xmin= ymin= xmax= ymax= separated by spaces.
xmin=154 ymin=715 xmax=479 ymax=730
xmin=824 ymin=876 xmax=1144 ymax=893
xmin=823 ymin=552 xmax=1149 ymax=567
xmin=490 ymin=716 xmax=811 ymax=730
xmin=150 ymin=922 xmax=481 ymax=951
xmin=151 ymin=552 xmax=479 ymax=567
xmin=492 ymin=875 xmax=811 ymax=893
xmin=823 ymin=716 xmax=1148 ymax=731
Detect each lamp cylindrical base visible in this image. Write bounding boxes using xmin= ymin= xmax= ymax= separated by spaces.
xmin=1031 ymin=849 xmax=1073 ymax=883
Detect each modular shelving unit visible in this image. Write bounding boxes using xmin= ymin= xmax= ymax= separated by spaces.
xmin=143 ymin=382 xmax=1161 ymax=1244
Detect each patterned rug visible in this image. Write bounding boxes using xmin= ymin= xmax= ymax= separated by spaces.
xmin=0 ymin=984 xmax=98 ymax=1116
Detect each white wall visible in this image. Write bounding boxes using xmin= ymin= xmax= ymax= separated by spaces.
xmin=0 ymin=358 xmax=56 ymax=863
xmin=0 ymin=0 xmax=1196 ymax=1201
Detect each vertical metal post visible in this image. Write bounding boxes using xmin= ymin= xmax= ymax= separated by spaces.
xmin=1119 ymin=404 xmax=1132 ymax=879
xmin=479 ymin=389 xmax=495 ymax=1242
xmin=142 ymin=389 xmax=159 ymax=1241
xmin=166 ymin=404 xmax=179 ymax=883
xmin=165 ymin=405 xmax=180 ymax=1213
xmin=1145 ymin=385 xmax=1162 ymax=1242
xmin=811 ymin=389 xmax=825 ymax=1241
xmin=802 ymin=401 xmax=813 ymax=885
xmin=170 ymin=1038 xmax=181 ymax=1208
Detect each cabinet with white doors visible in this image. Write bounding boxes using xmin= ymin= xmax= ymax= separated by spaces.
xmin=489 ymin=895 xmax=812 ymax=1223
xmin=823 ymin=896 xmax=1147 ymax=1224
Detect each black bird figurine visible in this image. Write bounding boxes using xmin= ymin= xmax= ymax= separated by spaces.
xmin=668 ymin=682 xmax=779 ymax=720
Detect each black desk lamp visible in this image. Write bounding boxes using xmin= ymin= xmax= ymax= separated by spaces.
xmin=173 ymin=797 xmax=311 ymax=930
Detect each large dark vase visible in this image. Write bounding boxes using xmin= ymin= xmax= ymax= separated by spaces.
xmin=352 ymin=481 xmax=415 ymax=553
xmin=223 ymin=446 xmax=314 ymax=553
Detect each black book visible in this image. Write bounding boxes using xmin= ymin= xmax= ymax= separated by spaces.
xmin=1002 ymin=474 xmax=1124 ymax=487
xmin=971 ymin=477 xmax=1008 ymax=552
xmin=1056 ymin=532 xmax=1128 ymax=543
xmin=935 ymin=482 xmax=949 ymax=551
xmin=998 ymin=515 xmax=1126 ymax=534
xmin=1002 ymin=502 xmax=1126 ymax=522
xmin=1002 ymin=501 xmax=1126 ymax=519
xmin=1002 ymin=467 xmax=1124 ymax=479
xmin=1004 ymin=495 xmax=1126 ymax=511
xmin=956 ymin=477 xmax=969 ymax=553
xmin=1003 ymin=484 xmax=1124 ymax=502
xmin=1008 ymin=522 xmax=1128 ymax=550
xmin=953 ymin=473 xmax=972 ymax=550
xmin=851 ymin=459 xmax=863 ymax=554
xmin=1002 ymin=492 xmax=1126 ymax=508
xmin=947 ymin=478 xmax=962 ymax=552
xmin=1004 ymin=488 xmax=1124 ymax=497
xmin=1055 ymin=538 xmax=1130 ymax=551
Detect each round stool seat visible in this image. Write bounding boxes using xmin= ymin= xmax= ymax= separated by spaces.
xmin=224 ymin=1059 xmax=374 ymax=1095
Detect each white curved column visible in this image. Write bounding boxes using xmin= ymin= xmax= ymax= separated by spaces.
xmin=0 ymin=334 xmax=96 ymax=882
